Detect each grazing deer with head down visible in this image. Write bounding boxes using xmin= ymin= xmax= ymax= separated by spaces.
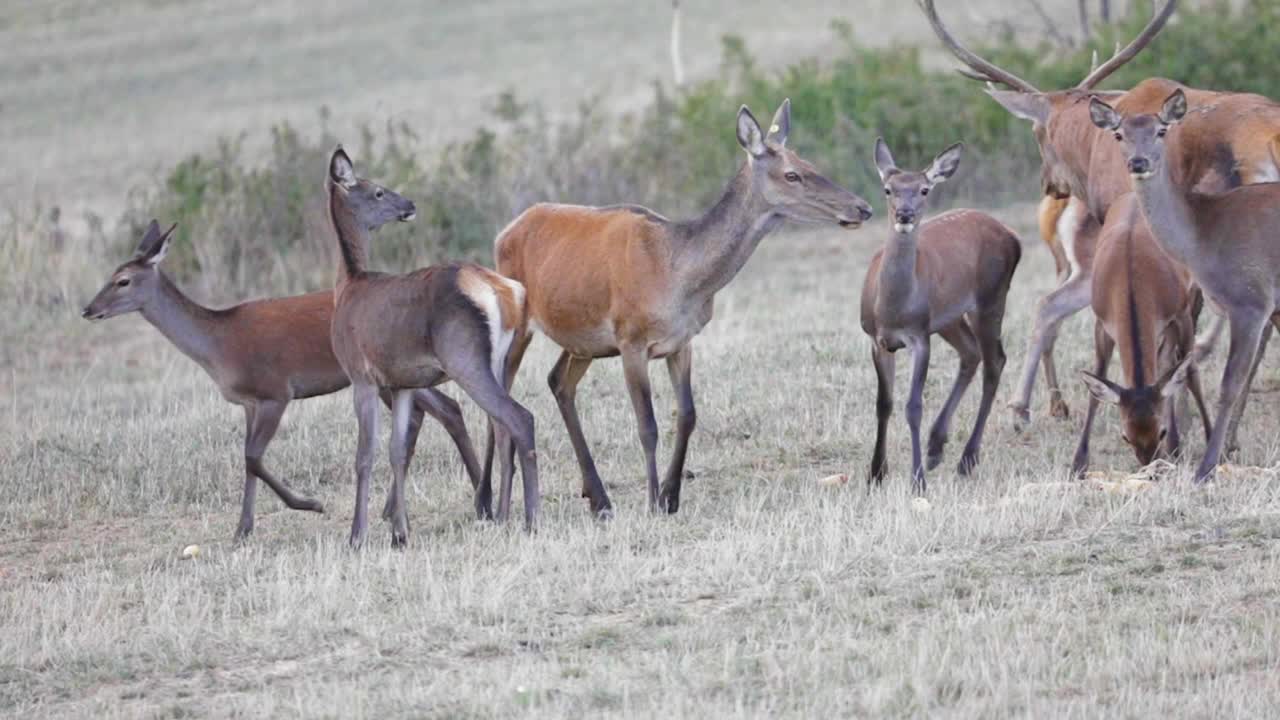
xmin=82 ymin=221 xmax=484 ymax=541
xmin=862 ymin=139 xmax=1022 ymax=492
xmin=1090 ymin=90 xmax=1280 ymax=481
xmin=491 ymin=100 xmax=873 ymax=517
xmin=919 ymin=0 xmax=1280 ymax=432
xmin=326 ymin=147 xmax=538 ymax=546
xmin=1069 ymin=193 xmax=1211 ymax=475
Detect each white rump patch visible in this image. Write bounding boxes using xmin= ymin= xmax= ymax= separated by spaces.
xmin=1057 ymin=198 xmax=1084 ymax=278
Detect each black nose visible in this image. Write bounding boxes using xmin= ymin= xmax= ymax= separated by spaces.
xmin=1128 ymin=157 xmax=1151 ymax=174
xmin=896 ymin=212 xmax=914 ymax=224
xmin=80 ymin=307 xmax=91 ymax=318
xmin=859 ymin=205 xmax=873 ymax=221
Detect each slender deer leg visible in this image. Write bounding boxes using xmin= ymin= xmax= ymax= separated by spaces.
xmin=445 ymin=354 xmax=539 ymax=531
xmin=1009 ymin=272 xmax=1091 ymax=430
xmin=1071 ymin=322 xmax=1116 ymax=477
xmin=1042 ymin=334 xmax=1070 ymax=420
xmin=236 ymin=404 xmax=261 ymax=541
xmin=621 ymin=346 xmax=662 ymax=513
xmin=378 ymin=389 xmax=422 ymax=521
xmin=869 ymin=345 xmax=896 ymax=487
xmin=241 ymin=399 xmax=324 ymax=539
xmin=387 ymin=390 xmax=415 ymax=548
xmin=350 ymin=382 xmax=380 ymax=548
xmin=412 ymin=388 xmax=488 ymax=519
xmin=1196 ymin=310 xmax=1269 ymax=482
xmin=660 ymin=343 xmax=695 ymax=514
xmin=1193 ymin=308 xmax=1227 ymax=364
xmin=1159 ymin=334 xmax=1183 ymax=459
xmin=927 ymin=321 xmax=980 ymax=471
xmin=960 ymin=310 xmax=1008 ymax=476
xmin=482 ymin=330 xmax=533 ymax=517
xmin=905 ymin=336 xmax=932 ymax=494
xmin=547 ymin=351 xmax=612 ymax=517
xmin=1223 ymin=320 xmax=1274 ymax=458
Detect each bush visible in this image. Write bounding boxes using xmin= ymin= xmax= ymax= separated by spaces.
xmin=52 ymin=0 xmax=1280 ymax=303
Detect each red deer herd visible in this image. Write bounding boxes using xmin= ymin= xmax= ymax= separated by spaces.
xmin=83 ymin=0 xmax=1278 ymax=545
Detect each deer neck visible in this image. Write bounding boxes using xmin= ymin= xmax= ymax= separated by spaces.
xmin=1131 ymin=164 xmax=1200 ymax=268
xmin=673 ymin=163 xmax=782 ymax=302
xmin=141 ymin=274 xmax=224 ymax=370
xmin=875 ymin=228 xmax=920 ymax=314
xmin=329 ymin=184 xmax=371 ymax=288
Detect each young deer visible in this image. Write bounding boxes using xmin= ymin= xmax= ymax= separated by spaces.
xmin=82 ymin=221 xmax=483 ymax=541
xmin=1070 ymin=194 xmax=1211 ymax=475
xmin=862 ymin=139 xmax=1021 ymax=492
xmin=1091 ymin=90 xmax=1280 ymax=481
xmin=492 ymin=100 xmax=873 ymax=517
xmin=326 ymin=147 xmax=538 ymax=546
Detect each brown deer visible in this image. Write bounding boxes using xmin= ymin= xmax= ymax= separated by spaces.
xmin=1069 ymin=193 xmax=1211 ymax=475
xmin=326 ymin=147 xmax=538 ymax=546
xmin=82 ymin=221 xmax=484 ymax=541
xmin=919 ymin=0 xmax=1280 ymax=432
xmin=862 ymin=139 xmax=1022 ymax=492
xmin=1090 ymin=90 xmax=1280 ymax=481
xmin=491 ymin=100 xmax=873 ymax=517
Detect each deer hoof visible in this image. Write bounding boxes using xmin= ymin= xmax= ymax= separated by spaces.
xmin=1049 ymin=395 xmax=1071 ymax=420
xmin=1008 ymin=404 xmax=1031 ymax=433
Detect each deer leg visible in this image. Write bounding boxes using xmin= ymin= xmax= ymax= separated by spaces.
xmin=1042 ymin=334 xmax=1070 ymax=420
xmin=547 ymin=351 xmax=612 ymax=517
xmin=1071 ymin=321 xmax=1115 ymax=478
xmin=905 ymin=336 xmax=932 ymax=495
xmin=1223 ymin=320 xmax=1274 ymax=459
xmin=1193 ymin=306 xmax=1227 ymax=364
xmin=1196 ymin=310 xmax=1269 ymax=483
xmin=1009 ymin=271 xmax=1091 ymax=431
xmin=621 ymin=346 xmax=662 ymax=513
xmin=927 ymin=321 xmax=980 ymax=471
xmin=960 ymin=308 xmax=1009 ymax=476
xmin=446 ymin=355 xmax=539 ymax=531
xmin=241 ymin=399 xmax=324 ymax=542
xmin=1158 ymin=332 xmax=1184 ymax=460
xmin=386 ymin=390 xmax=415 ymax=548
xmin=349 ymin=382 xmax=381 ymax=548
xmin=868 ymin=345 xmax=896 ymax=488
xmin=413 ymin=388 xmax=488 ymax=520
xmin=482 ymin=329 xmax=532 ymax=517
xmin=660 ymin=344 xmax=695 ymax=514
xmin=236 ymin=405 xmax=261 ymax=542
xmin=376 ymin=389 xmax=421 ymax=521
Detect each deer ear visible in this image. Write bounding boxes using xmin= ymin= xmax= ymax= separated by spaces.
xmin=925 ymin=143 xmax=963 ymax=184
xmin=987 ymin=90 xmax=1051 ymax=125
xmin=1089 ymin=97 xmax=1122 ymax=130
xmin=766 ymin=98 xmax=791 ymax=146
xmin=874 ymin=137 xmax=897 ymax=182
xmin=330 ymin=146 xmax=357 ymax=188
xmin=1080 ymin=371 xmax=1122 ymax=405
xmin=144 ymin=228 xmax=174 ymax=266
xmin=1157 ymin=355 xmax=1193 ymax=399
xmin=1160 ymin=89 xmax=1188 ymax=125
xmin=135 ymin=219 xmax=163 ymax=257
xmin=736 ymin=106 xmax=767 ymax=158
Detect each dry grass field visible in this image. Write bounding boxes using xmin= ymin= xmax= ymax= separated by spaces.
xmin=4 ymin=0 xmax=1280 ymax=717
xmin=4 ymin=211 xmax=1280 ymax=717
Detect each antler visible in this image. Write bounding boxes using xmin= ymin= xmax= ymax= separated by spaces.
xmin=916 ymin=0 xmax=1040 ymax=94
xmin=1076 ymin=0 xmax=1177 ymax=90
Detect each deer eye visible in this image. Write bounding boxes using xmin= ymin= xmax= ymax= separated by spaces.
xmin=1157 ymin=127 xmax=1168 ymax=138
xmin=374 ymin=188 xmax=385 ymax=199
xmin=884 ymin=187 xmax=891 ymax=196
xmin=784 ymin=171 xmax=801 ymax=183
xmin=1114 ymin=132 xmax=1123 ymax=141
xmin=116 ymin=278 xmax=131 ymax=287
xmin=920 ymin=187 xmax=930 ymax=197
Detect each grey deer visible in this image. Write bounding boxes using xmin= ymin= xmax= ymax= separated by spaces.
xmin=861 ymin=139 xmax=1022 ymax=492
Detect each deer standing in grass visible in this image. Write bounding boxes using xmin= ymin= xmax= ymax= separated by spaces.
xmin=920 ymin=0 xmax=1280 ymax=431
xmin=491 ymin=100 xmax=873 ymax=516
xmin=1069 ymin=193 xmax=1211 ymax=475
xmin=326 ymin=147 xmax=538 ymax=546
xmin=862 ymin=139 xmax=1022 ymax=492
xmin=1091 ymin=90 xmax=1280 ymax=481
xmin=82 ymin=221 xmax=483 ymax=541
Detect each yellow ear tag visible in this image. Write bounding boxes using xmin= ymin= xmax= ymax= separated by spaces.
xmin=769 ymin=124 xmax=780 ymax=133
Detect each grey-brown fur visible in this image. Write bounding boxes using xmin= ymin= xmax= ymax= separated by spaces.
xmin=861 ymin=139 xmax=1022 ymax=492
